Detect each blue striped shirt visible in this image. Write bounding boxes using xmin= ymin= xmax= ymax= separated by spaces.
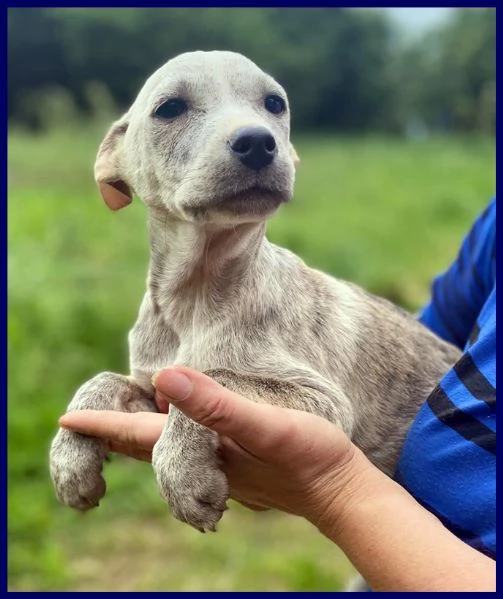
xmin=395 ymin=197 xmax=496 ymax=560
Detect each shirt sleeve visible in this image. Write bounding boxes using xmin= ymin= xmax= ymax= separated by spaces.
xmin=419 ymin=198 xmax=496 ymax=349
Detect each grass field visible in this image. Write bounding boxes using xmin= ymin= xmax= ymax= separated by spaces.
xmin=8 ymin=123 xmax=495 ymax=591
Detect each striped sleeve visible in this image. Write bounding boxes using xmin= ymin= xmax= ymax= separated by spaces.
xmin=419 ymin=198 xmax=496 ymax=349
xmin=394 ymin=198 xmax=496 ymax=562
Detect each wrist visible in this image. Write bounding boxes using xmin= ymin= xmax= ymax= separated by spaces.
xmin=304 ymin=444 xmax=387 ymax=540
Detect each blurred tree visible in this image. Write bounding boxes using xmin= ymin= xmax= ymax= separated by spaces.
xmin=393 ymin=8 xmax=495 ymax=134
xmin=7 ymin=7 xmax=495 ymax=134
xmin=8 ymin=8 xmax=73 ymax=130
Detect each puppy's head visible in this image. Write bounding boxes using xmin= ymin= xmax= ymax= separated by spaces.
xmin=95 ymin=51 xmax=299 ymax=224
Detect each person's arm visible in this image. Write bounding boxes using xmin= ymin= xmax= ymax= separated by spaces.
xmin=59 ymin=367 xmax=496 ymax=592
xmin=312 ymin=448 xmax=496 ymax=592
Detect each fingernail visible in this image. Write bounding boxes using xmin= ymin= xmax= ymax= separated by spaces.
xmin=59 ymin=414 xmax=71 ymax=427
xmin=151 ymin=369 xmax=192 ymax=402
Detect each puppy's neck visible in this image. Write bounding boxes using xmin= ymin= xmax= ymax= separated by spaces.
xmin=146 ymin=208 xmax=268 ymax=319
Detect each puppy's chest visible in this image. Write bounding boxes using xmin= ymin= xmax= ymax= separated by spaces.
xmin=130 ymin=314 xmax=242 ymax=380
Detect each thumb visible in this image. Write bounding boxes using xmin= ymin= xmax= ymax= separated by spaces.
xmin=152 ymin=367 xmax=292 ymax=457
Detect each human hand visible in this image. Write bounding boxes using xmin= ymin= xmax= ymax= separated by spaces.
xmin=59 ymin=367 xmax=364 ymax=525
xmin=59 ymin=410 xmax=168 ymax=463
xmin=59 ymin=368 xmax=497 ymax=592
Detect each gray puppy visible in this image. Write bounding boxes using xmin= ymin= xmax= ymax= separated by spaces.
xmin=50 ymin=51 xmax=460 ymax=534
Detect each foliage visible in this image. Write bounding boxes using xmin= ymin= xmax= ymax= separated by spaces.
xmin=8 ymin=7 xmax=495 ymax=133
xmin=391 ymin=9 xmax=496 ymax=133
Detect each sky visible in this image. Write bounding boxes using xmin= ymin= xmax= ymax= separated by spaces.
xmin=382 ymin=7 xmax=454 ymax=38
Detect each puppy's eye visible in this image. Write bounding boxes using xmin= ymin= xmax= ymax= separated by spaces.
xmin=154 ymin=98 xmax=187 ymax=119
xmin=264 ymin=94 xmax=286 ymax=115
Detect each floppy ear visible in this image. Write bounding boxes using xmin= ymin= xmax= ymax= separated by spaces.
xmin=94 ymin=117 xmax=133 ymax=210
xmin=289 ymin=142 xmax=300 ymax=167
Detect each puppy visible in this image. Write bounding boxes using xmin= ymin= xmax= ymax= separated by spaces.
xmin=50 ymin=51 xmax=460 ymax=533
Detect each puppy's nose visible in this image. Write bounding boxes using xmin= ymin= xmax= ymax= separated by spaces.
xmin=229 ymin=127 xmax=277 ymax=171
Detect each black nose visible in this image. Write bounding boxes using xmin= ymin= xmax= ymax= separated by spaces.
xmin=229 ymin=126 xmax=277 ymax=171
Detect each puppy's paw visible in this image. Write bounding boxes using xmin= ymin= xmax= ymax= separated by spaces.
xmin=152 ymin=437 xmax=229 ymax=533
xmin=50 ymin=428 xmax=108 ymax=510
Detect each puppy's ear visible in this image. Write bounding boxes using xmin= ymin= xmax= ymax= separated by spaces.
xmin=289 ymin=142 xmax=300 ymax=167
xmin=94 ymin=117 xmax=132 ymax=210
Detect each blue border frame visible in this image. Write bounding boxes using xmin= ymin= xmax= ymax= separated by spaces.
xmin=4 ymin=2 xmax=498 ymax=596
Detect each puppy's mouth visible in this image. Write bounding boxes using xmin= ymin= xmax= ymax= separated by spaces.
xmin=214 ymin=184 xmax=288 ymax=216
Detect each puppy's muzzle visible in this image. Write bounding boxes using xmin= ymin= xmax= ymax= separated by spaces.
xmin=228 ymin=126 xmax=277 ymax=171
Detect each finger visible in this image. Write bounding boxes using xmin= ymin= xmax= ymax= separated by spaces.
xmin=59 ymin=410 xmax=167 ymax=450
xmin=152 ymin=367 xmax=297 ymax=458
xmin=108 ymin=441 xmax=153 ymax=463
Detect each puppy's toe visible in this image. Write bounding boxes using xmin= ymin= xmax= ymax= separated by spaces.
xmin=152 ymin=444 xmax=229 ymax=532
xmin=50 ymin=428 xmax=108 ymax=510
xmin=175 ymin=493 xmax=228 ymax=533
xmin=53 ymin=469 xmax=107 ymax=510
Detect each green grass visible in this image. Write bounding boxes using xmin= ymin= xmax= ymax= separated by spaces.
xmin=8 ymin=123 xmax=495 ymax=591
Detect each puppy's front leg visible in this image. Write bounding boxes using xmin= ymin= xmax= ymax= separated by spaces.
xmin=152 ymin=408 xmax=227 ymax=533
xmin=207 ymin=368 xmax=354 ymax=432
xmin=152 ymin=368 xmax=353 ymax=532
xmin=50 ymin=372 xmax=155 ymax=510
